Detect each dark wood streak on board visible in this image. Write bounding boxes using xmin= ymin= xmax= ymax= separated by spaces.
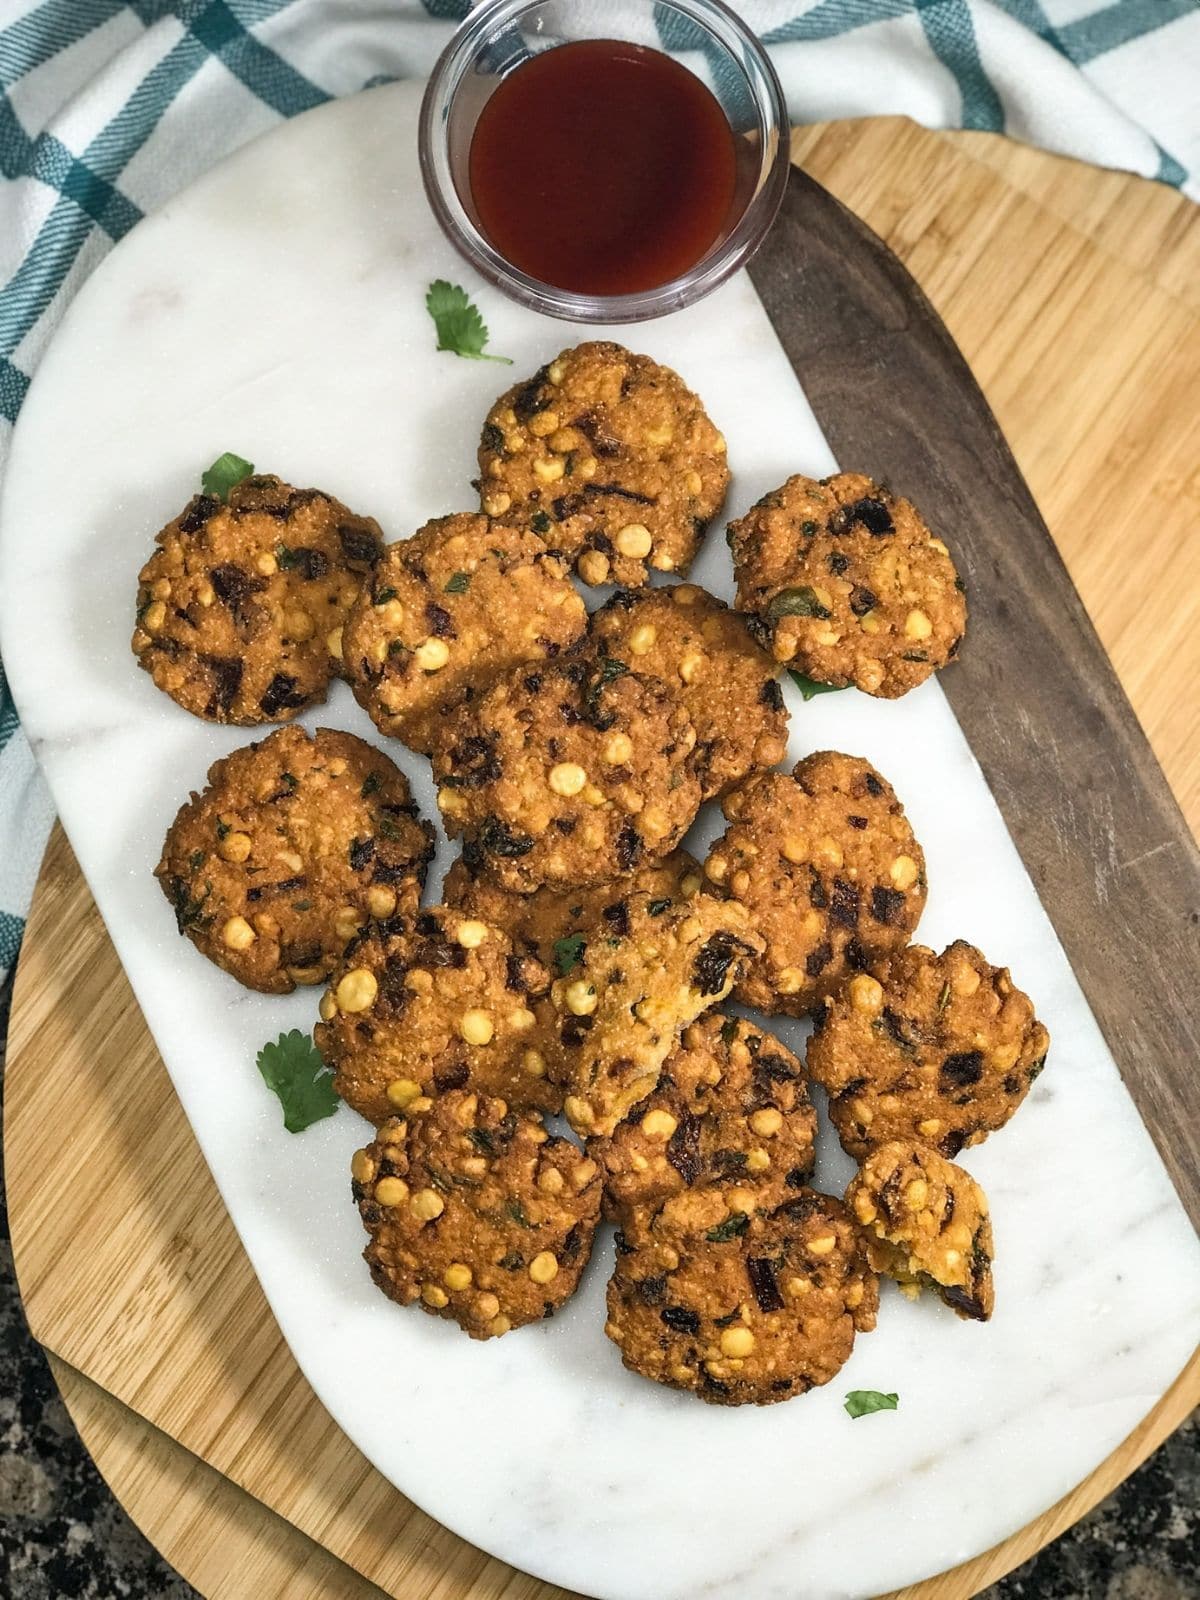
xmin=748 ymin=167 xmax=1200 ymax=1229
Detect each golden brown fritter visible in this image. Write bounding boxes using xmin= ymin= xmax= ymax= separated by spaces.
xmin=342 ymin=512 xmax=588 ymax=756
xmin=703 ymin=752 xmax=926 ymax=1016
xmin=155 ymin=726 xmax=432 ymax=993
xmin=847 ymin=1140 xmax=995 ymax=1321
xmin=587 ymin=584 xmax=789 ymax=799
xmin=132 ymin=474 xmax=383 ymax=723
xmin=354 ymin=1092 xmax=601 ymax=1339
xmin=727 ymin=472 xmax=966 ymax=697
xmin=478 ymin=342 xmax=729 ymax=587
xmin=605 ymin=1189 xmax=878 ymax=1405
xmin=441 ymin=847 xmax=703 ymax=967
xmin=808 ymin=940 xmax=1049 ymax=1160
xmin=315 ymin=906 xmax=559 ymax=1123
xmin=547 ymin=893 xmax=764 ymax=1139
xmin=433 ymin=658 xmax=703 ymax=894
xmin=593 ymin=1013 xmax=817 ymax=1221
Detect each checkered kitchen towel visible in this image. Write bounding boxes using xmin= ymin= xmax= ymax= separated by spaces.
xmin=1 ymin=0 xmax=1197 ymax=985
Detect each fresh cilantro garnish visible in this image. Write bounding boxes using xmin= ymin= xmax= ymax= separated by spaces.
xmin=255 ymin=1030 xmax=339 ymax=1133
xmin=553 ymin=933 xmax=586 ymax=975
xmin=787 ymin=669 xmax=848 ymax=703
xmin=444 ymin=571 xmax=471 ymax=594
xmin=844 ymin=1390 xmax=899 ymax=1419
xmin=706 ymin=1211 xmax=749 ymax=1243
xmin=425 ymin=281 xmax=512 ymax=364
xmin=201 ymin=452 xmax=253 ymax=502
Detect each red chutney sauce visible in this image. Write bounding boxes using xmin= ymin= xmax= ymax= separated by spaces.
xmin=466 ymin=39 xmax=738 ymax=297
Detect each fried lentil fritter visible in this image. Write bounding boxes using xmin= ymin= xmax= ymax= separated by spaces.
xmin=132 ymin=474 xmax=383 ymax=723
xmin=727 ymin=472 xmax=966 ymax=697
xmin=847 ymin=1140 xmax=995 ymax=1321
xmin=478 ymin=342 xmax=729 ymax=587
xmin=808 ymin=940 xmax=1049 ymax=1160
xmin=593 ymin=1013 xmax=817 ymax=1221
xmin=315 ymin=906 xmax=558 ymax=1123
xmin=354 ymin=1091 xmax=601 ymax=1339
xmin=155 ymin=726 xmax=432 ymax=993
xmin=342 ymin=512 xmax=588 ymax=756
xmin=703 ymin=752 xmax=926 ymax=1016
xmin=433 ymin=658 xmax=703 ymax=894
xmin=441 ymin=846 xmax=703 ymax=968
xmin=587 ymin=585 xmax=789 ymax=799
xmin=548 ymin=893 xmax=764 ymax=1139
xmin=605 ymin=1189 xmax=878 ymax=1405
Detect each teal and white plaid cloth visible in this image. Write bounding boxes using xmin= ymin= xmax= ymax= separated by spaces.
xmin=0 ymin=0 xmax=1197 ymax=983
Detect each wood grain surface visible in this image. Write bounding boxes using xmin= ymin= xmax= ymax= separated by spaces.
xmin=7 ymin=117 xmax=1200 ymax=1600
xmin=751 ymin=150 xmax=1200 ymax=1225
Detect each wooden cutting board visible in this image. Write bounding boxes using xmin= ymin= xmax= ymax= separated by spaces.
xmin=7 ymin=117 xmax=1200 ymax=1600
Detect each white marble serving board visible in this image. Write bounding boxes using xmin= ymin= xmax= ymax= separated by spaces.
xmin=1 ymin=81 xmax=1196 ymax=1600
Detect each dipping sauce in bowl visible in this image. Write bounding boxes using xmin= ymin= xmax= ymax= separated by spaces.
xmin=419 ymin=0 xmax=789 ymax=323
xmin=467 ymin=39 xmax=738 ymax=297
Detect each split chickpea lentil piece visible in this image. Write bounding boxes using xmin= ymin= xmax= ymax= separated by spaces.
xmin=605 ymin=1189 xmax=878 ymax=1405
xmin=432 ymin=657 xmax=704 ymax=895
xmin=808 ymin=939 xmax=1049 ymax=1160
xmin=592 ymin=1012 xmax=816 ymax=1222
xmin=846 ymin=1139 xmax=995 ymax=1320
xmin=546 ymin=892 xmax=765 ymax=1139
xmin=727 ymin=471 xmax=967 ymax=698
xmin=342 ymin=512 xmax=588 ymax=757
xmin=354 ymin=1091 xmax=602 ymax=1339
xmin=477 ymin=341 xmax=729 ymax=587
xmin=155 ymin=725 xmax=433 ymax=994
xmin=587 ymin=584 xmax=789 ymax=799
xmin=132 ymin=473 xmax=383 ymax=724
xmin=315 ymin=906 xmax=560 ymax=1123
xmin=442 ymin=846 xmax=704 ymax=968
xmin=703 ymin=751 xmax=926 ymax=1017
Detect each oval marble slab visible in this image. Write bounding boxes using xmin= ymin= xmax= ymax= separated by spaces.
xmin=0 ymin=81 xmax=1196 ymax=1600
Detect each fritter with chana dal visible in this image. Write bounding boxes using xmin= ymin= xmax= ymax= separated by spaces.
xmin=593 ymin=1013 xmax=817 ymax=1222
xmin=477 ymin=341 xmax=729 ymax=586
xmin=315 ymin=907 xmax=559 ymax=1123
xmin=727 ymin=472 xmax=966 ymax=698
xmin=847 ymin=1140 xmax=995 ymax=1321
xmin=342 ymin=512 xmax=588 ymax=756
xmin=703 ymin=751 xmax=926 ymax=1017
xmin=354 ymin=1091 xmax=602 ymax=1339
xmin=156 ymin=726 xmax=433 ymax=993
xmin=587 ymin=584 xmax=789 ymax=799
xmin=808 ymin=940 xmax=1049 ymax=1160
xmin=433 ymin=657 xmax=703 ymax=894
xmin=606 ymin=1188 xmax=878 ymax=1405
xmin=133 ymin=473 xmax=383 ymax=723
xmin=547 ymin=893 xmax=764 ymax=1139
xmin=442 ymin=846 xmax=704 ymax=968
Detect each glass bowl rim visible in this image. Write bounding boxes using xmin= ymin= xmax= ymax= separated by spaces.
xmin=417 ymin=0 xmax=792 ymax=324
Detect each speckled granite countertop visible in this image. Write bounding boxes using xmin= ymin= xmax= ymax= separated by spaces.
xmin=0 ymin=974 xmax=1196 ymax=1600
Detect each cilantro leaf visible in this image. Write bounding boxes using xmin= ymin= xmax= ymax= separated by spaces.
xmin=768 ymin=585 xmax=830 ymax=620
xmin=201 ymin=452 xmax=254 ymax=502
xmin=706 ymin=1211 xmax=750 ymax=1243
xmin=787 ymin=669 xmax=849 ymax=703
xmin=255 ymin=1030 xmax=339 ymax=1133
xmin=553 ymin=933 xmax=586 ymax=975
xmin=425 ymin=281 xmax=512 ymax=364
xmin=844 ymin=1390 xmax=899 ymax=1419
xmin=444 ymin=571 xmax=471 ymax=594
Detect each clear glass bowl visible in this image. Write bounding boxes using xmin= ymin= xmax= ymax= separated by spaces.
xmin=418 ymin=0 xmax=790 ymax=323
